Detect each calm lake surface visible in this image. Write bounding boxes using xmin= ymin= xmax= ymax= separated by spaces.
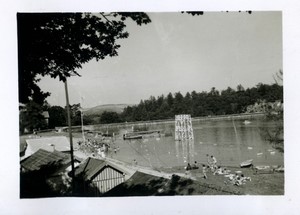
xmin=96 ymin=118 xmax=284 ymax=168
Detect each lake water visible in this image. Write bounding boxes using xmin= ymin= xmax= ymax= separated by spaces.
xmin=95 ymin=118 xmax=284 ymax=168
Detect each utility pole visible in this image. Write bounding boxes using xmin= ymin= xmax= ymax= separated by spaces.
xmin=64 ymin=79 xmax=75 ymax=194
xmin=80 ymin=96 xmax=86 ymax=143
xmin=80 ymin=109 xmax=86 ymax=143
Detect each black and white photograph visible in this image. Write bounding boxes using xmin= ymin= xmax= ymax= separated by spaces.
xmin=18 ymin=11 xmax=284 ymax=197
xmin=1 ymin=0 xmax=300 ymax=214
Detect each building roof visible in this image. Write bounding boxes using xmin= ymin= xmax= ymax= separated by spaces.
xmin=74 ymin=157 xmax=125 ymax=181
xmin=21 ymin=149 xmax=69 ymax=171
xmin=23 ymin=136 xmax=70 ymax=159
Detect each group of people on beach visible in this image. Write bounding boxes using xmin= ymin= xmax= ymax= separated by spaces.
xmin=185 ymin=154 xmax=218 ymax=178
xmin=200 ymin=154 xmax=215 ymax=179
xmin=185 ymin=161 xmax=199 ymax=170
xmin=200 ymin=154 xmax=218 ymax=179
xmin=225 ymin=173 xmax=252 ymax=186
xmin=207 ymin=154 xmax=218 ymax=170
xmin=78 ymin=137 xmax=120 ymax=159
xmin=185 ymin=153 xmax=251 ymax=186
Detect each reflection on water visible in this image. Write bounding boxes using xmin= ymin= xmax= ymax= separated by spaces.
xmin=98 ymin=118 xmax=284 ymax=168
xmin=175 ymin=139 xmax=195 ymax=164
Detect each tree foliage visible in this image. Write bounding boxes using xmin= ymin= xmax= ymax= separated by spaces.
xmin=100 ymin=111 xmax=121 ymax=124
xmin=48 ymin=106 xmax=67 ymax=128
xmin=39 ymin=82 xmax=283 ymax=126
xmin=259 ymin=100 xmax=284 ymax=152
xmin=18 ymin=12 xmax=151 ymax=104
xmin=67 ymin=103 xmax=94 ymax=126
xmin=20 ymin=161 xmax=71 ymax=198
xmin=273 ymin=70 xmax=283 ymax=85
xmin=19 ymin=101 xmax=48 ymax=133
xmin=120 ymin=83 xmax=283 ymax=122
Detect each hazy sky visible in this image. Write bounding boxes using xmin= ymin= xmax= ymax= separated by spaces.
xmin=38 ymin=11 xmax=282 ymax=108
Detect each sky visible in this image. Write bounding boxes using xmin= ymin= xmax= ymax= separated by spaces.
xmin=38 ymin=11 xmax=282 ymax=108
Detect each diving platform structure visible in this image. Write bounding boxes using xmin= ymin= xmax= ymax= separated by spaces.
xmin=175 ymin=114 xmax=195 ymax=164
xmin=175 ymin=114 xmax=194 ymax=141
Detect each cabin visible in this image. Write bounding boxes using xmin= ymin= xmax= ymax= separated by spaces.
xmin=74 ymin=157 xmax=127 ymax=196
xmin=20 ymin=148 xmax=82 ymax=196
xmin=21 ymin=149 xmax=69 ymax=172
xmin=20 ymin=148 xmax=81 ymax=173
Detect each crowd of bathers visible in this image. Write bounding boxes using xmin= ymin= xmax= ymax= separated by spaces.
xmin=78 ymin=137 xmax=120 ymax=157
xmin=185 ymin=154 xmax=251 ymax=186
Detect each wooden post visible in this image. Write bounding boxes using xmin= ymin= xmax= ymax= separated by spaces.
xmin=64 ymin=79 xmax=75 ymax=194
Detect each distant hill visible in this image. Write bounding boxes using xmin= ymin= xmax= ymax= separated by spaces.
xmin=83 ymin=104 xmax=132 ymax=116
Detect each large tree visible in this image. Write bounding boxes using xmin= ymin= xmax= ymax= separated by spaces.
xmin=18 ymin=12 xmax=151 ymax=104
xmin=48 ymin=106 xmax=67 ymax=128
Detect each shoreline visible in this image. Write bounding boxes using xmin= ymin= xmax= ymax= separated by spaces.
xmin=101 ymin=155 xmax=284 ymax=195
xmin=53 ymin=112 xmax=266 ymax=132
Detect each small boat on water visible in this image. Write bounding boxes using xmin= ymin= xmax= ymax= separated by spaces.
xmin=125 ymin=130 xmax=161 ymax=139
xmin=274 ymin=166 xmax=284 ymax=173
xmin=255 ymin=165 xmax=270 ymax=170
xmin=127 ymin=130 xmax=161 ymax=136
xmin=243 ymin=120 xmax=251 ymax=125
xmin=123 ymin=134 xmax=143 ymax=140
xmin=240 ymin=159 xmax=253 ymax=168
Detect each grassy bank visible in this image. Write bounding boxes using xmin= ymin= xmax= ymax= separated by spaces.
xmin=158 ymin=165 xmax=284 ymax=195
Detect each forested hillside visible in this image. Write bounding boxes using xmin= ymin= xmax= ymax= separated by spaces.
xmin=83 ymin=104 xmax=130 ymax=116
xmin=120 ymin=83 xmax=283 ymax=122
xmin=21 ymin=82 xmax=283 ymax=131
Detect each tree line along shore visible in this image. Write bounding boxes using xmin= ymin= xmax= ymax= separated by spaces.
xmin=20 ymin=82 xmax=282 ymax=134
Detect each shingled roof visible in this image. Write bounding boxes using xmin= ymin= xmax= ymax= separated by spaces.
xmin=21 ymin=149 xmax=69 ymax=172
xmin=74 ymin=157 xmax=125 ymax=181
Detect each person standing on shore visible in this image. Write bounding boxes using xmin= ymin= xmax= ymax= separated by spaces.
xmin=202 ymin=164 xmax=208 ymax=179
xmin=186 ymin=163 xmax=192 ymax=170
xmin=211 ymin=155 xmax=217 ymax=170
xmin=193 ymin=161 xmax=199 ymax=169
xmin=206 ymin=154 xmax=211 ymax=166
